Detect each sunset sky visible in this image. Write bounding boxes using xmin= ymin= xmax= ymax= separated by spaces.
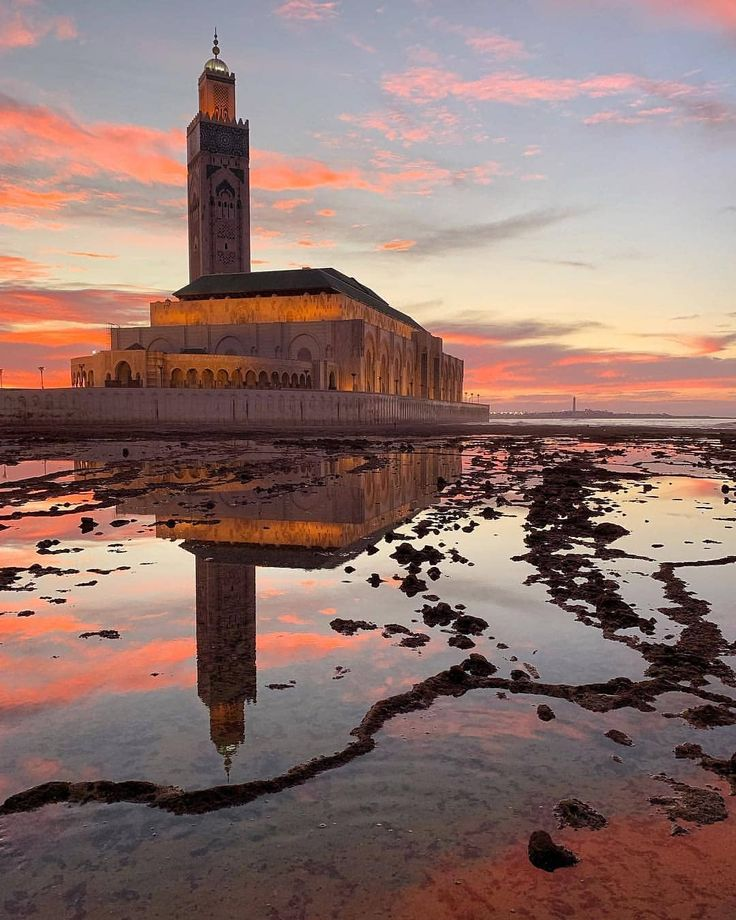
xmin=0 ymin=0 xmax=734 ymax=411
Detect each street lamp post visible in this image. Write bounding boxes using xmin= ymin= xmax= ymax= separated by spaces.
xmin=38 ymin=366 xmax=45 ymax=390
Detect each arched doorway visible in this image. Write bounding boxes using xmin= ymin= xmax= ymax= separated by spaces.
xmin=115 ymin=361 xmax=132 ymax=386
xmin=258 ymin=371 xmax=269 ymax=388
xmin=281 ymin=373 xmax=289 ymax=387
xmin=171 ymin=368 xmax=184 ymax=388
xmin=201 ymin=369 xmax=215 ymax=388
xmin=216 ymin=369 xmax=230 ymax=388
xmin=186 ymin=368 xmax=198 ymax=388
xmin=271 ymin=371 xmax=280 ymax=387
xmin=328 ymin=371 xmax=336 ymax=390
xmin=245 ymin=370 xmax=257 ymax=388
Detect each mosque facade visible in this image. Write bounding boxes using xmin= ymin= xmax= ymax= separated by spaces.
xmin=70 ymin=35 xmax=465 ymax=404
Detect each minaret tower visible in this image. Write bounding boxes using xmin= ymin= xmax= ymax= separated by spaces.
xmin=186 ymin=31 xmax=251 ymax=282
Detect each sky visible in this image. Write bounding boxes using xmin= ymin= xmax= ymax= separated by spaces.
xmin=0 ymin=0 xmax=734 ymax=412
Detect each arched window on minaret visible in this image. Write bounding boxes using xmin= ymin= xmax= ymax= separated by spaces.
xmin=215 ymin=180 xmax=235 ymax=221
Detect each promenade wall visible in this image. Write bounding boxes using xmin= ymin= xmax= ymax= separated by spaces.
xmin=0 ymin=388 xmax=488 ymax=429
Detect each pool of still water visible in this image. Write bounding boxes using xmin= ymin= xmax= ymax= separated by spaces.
xmin=0 ymin=434 xmax=735 ymax=919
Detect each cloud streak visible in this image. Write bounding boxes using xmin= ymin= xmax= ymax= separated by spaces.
xmin=380 ymin=209 xmax=581 ymax=256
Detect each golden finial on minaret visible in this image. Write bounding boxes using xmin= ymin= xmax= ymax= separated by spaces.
xmin=212 ymin=28 xmax=219 ymax=57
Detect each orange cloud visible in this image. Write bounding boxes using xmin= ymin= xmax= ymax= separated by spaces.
xmin=250 ymin=150 xmax=366 ymax=191
xmin=0 ymin=1 xmax=76 ymax=51
xmin=272 ymin=197 xmax=314 ymax=211
xmin=378 ymin=239 xmax=417 ymax=252
xmin=0 ymin=95 xmax=184 ymax=187
xmin=317 ymin=209 xmax=336 ymax=217
xmin=296 ymin=238 xmax=336 ymax=248
xmin=0 ymin=254 xmax=52 ymax=281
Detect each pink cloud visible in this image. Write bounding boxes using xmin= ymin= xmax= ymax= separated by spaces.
xmin=275 ymin=0 xmax=340 ymax=21
xmin=317 ymin=208 xmax=336 ymax=217
xmin=340 ymin=107 xmax=461 ymax=146
xmin=0 ymin=1 xmax=76 ymax=51
xmin=381 ymin=67 xmax=705 ymax=109
xmin=645 ymin=0 xmax=736 ymax=27
xmin=433 ymin=20 xmax=529 ymax=61
xmin=591 ymin=0 xmax=736 ymax=29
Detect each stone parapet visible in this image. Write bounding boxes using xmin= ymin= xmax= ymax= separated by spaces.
xmin=0 ymin=388 xmax=488 ymax=428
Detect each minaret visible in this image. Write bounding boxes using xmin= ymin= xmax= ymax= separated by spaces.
xmin=192 ymin=550 xmax=257 ymax=777
xmin=186 ymin=31 xmax=251 ymax=282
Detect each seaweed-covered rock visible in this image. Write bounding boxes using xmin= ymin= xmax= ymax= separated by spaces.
xmin=528 ymin=831 xmax=579 ymax=872
xmin=554 ymin=798 xmax=607 ymax=830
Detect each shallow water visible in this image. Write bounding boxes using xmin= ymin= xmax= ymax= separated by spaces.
xmin=0 ymin=433 xmax=735 ymax=919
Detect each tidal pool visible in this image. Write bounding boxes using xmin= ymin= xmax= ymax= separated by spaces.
xmin=0 ymin=432 xmax=734 ymax=919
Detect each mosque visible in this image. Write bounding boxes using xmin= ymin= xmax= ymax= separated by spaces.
xmin=70 ymin=34 xmax=465 ymax=403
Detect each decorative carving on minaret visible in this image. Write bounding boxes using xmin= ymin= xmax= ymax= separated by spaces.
xmin=186 ymin=31 xmax=251 ymax=282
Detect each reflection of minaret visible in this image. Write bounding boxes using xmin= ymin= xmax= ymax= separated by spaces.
xmin=192 ymin=549 xmax=257 ymax=776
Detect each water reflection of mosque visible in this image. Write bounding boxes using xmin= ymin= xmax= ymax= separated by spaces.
xmin=118 ymin=450 xmax=461 ymax=772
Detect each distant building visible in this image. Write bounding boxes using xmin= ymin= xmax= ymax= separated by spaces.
xmin=71 ymin=34 xmax=464 ymax=403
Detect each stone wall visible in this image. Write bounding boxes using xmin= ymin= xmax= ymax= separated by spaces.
xmin=0 ymin=387 xmax=488 ymax=428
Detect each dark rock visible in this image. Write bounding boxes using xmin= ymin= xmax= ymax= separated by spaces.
xmin=448 ymin=635 xmax=475 ymax=650
xmin=79 ymin=517 xmax=98 ymax=534
xmin=422 ymin=602 xmax=455 ymax=628
xmin=537 ymin=704 xmax=556 ymax=722
xmin=593 ymin=522 xmax=630 ymax=542
xmin=330 ymin=618 xmax=377 ymax=636
xmin=554 ymin=798 xmax=607 ymax=830
xmin=399 ymin=633 xmax=430 ymax=649
xmin=680 ymin=704 xmax=736 ymax=729
xmin=367 ymin=573 xmax=383 ymax=587
xmin=453 ymin=614 xmax=489 ymax=636
xmin=79 ymin=629 xmax=121 ymax=640
xmin=461 ymin=653 xmax=497 ymax=677
xmin=528 ymin=831 xmax=579 ymax=872
xmin=399 ymin=574 xmax=427 ymax=597
xmin=382 ymin=623 xmax=411 ymax=637
xmin=650 ymin=777 xmax=728 ymax=826
xmin=605 ymin=729 xmax=633 ymax=746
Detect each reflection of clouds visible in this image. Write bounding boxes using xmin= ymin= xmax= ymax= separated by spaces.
xmin=257 ymin=631 xmax=375 ymax=670
xmin=0 ymin=638 xmax=194 ymax=715
xmin=0 ymin=611 xmax=96 ymax=641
